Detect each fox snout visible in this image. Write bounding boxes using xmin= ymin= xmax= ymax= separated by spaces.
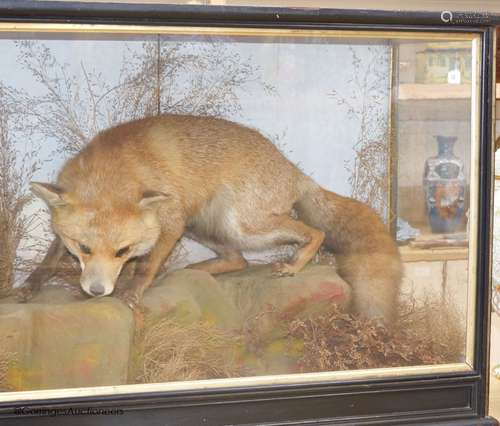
xmin=87 ymin=282 xmax=106 ymax=297
xmin=80 ymin=260 xmax=122 ymax=298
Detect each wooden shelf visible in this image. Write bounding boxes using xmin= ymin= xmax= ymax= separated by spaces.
xmin=400 ymin=245 xmax=468 ymax=263
xmin=399 ymin=83 xmax=471 ymax=100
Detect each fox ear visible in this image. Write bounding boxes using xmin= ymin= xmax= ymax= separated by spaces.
xmin=30 ymin=182 xmax=67 ymax=208
xmin=139 ymin=191 xmax=170 ymax=210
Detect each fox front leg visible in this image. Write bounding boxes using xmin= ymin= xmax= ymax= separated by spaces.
xmin=16 ymin=237 xmax=68 ymax=302
xmin=118 ymin=230 xmax=183 ymax=310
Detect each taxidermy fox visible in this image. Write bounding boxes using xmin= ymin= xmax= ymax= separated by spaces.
xmin=19 ymin=114 xmax=402 ymax=322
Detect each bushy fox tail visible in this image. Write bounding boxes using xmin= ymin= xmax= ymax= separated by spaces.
xmin=295 ymin=185 xmax=402 ymax=323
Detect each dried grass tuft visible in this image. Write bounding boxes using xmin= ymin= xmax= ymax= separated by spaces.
xmin=134 ymin=317 xmax=242 ymax=384
xmin=287 ymin=299 xmax=464 ymax=372
xmin=0 ymin=347 xmax=15 ymax=392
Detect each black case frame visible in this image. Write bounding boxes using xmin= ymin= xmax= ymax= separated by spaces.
xmin=0 ymin=1 xmax=497 ymax=425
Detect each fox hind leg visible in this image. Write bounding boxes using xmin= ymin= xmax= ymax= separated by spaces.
xmin=185 ymin=215 xmax=324 ymax=276
xmin=263 ymin=216 xmax=325 ymax=276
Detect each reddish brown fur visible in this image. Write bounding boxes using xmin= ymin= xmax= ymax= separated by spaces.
xmin=22 ymin=114 xmax=402 ymax=321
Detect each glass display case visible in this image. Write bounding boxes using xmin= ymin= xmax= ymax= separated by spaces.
xmin=0 ymin=2 xmax=496 ymax=425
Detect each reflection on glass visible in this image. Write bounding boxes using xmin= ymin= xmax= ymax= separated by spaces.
xmin=396 ymin=40 xmax=474 ymax=371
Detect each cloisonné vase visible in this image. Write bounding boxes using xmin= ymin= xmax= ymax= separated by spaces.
xmin=423 ymin=136 xmax=465 ymax=234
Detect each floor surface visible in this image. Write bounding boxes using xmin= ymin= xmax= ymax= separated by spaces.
xmin=490 ymin=313 xmax=500 ymax=420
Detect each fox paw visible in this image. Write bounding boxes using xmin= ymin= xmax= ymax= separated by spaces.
xmin=14 ymin=286 xmax=35 ymax=303
xmin=117 ymin=289 xmax=146 ymax=328
xmin=117 ymin=289 xmax=142 ymax=310
xmin=271 ymin=262 xmax=297 ymax=277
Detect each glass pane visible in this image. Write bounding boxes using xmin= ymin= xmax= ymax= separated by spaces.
xmin=0 ymin=27 xmax=480 ymax=398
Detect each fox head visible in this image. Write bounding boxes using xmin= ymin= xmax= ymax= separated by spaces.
xmin=31 ymin=182 xmax=168 ymax=297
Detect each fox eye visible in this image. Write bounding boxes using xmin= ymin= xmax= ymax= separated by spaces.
xmin=115 ymin=246 xmax=130 ymax=258
xmin=79 ymin=243 xmax=91 ymax=255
